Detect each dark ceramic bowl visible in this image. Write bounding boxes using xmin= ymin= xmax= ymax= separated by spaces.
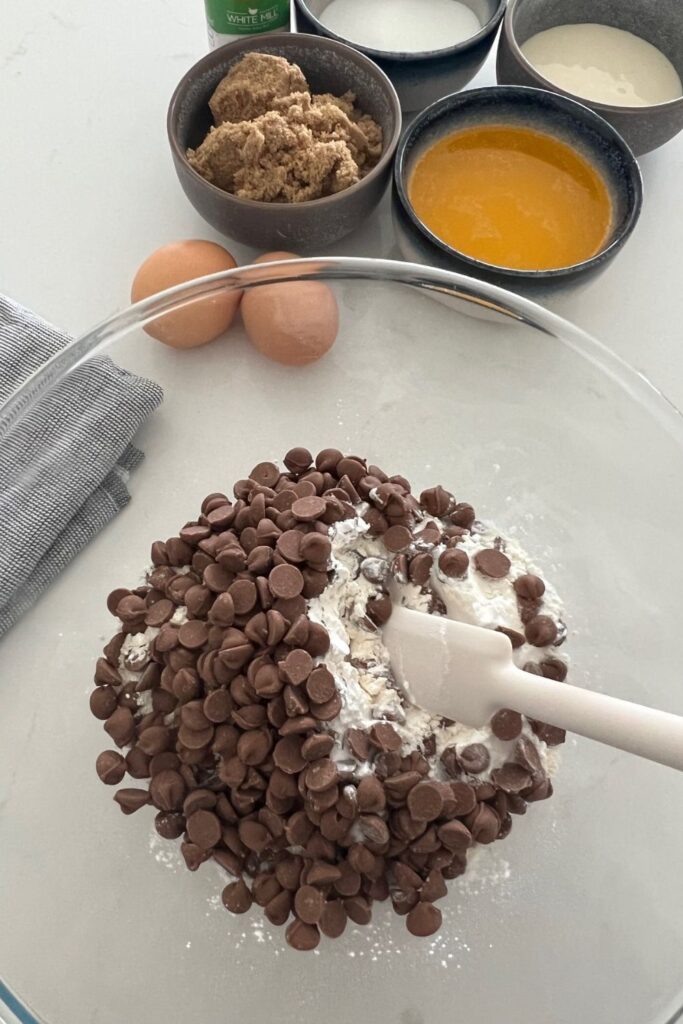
xmin=497 ymin=0 xmax=683 ymax=156
xmin=294 ymin=0 xmax=506 ymax=113
xmin=392 ymin=86 xmax=643 ymax=297
xmin=167 ymin=34 xmax=401 ymax=250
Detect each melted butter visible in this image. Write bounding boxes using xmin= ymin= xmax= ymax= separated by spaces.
xmin=409 ymin=124 xmax=613 ymax=271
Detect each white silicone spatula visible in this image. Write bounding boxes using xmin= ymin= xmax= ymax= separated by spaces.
xmin=383 ymin=603 xmax=683 ymax=771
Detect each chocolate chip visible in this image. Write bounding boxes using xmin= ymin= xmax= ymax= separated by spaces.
xmin=301 ymin=568 xmax=328 ymax=599
xmin=114 ymin=788 xmax=150 ymax=815
xmin=406 ymin=901 xmax=442 ymax=936
xmin=135 ymin=723 xmax=170 ymax=756
xmin=356 ymin=776 xmax=386 ymax=813
xmin=89 ymin=686 xmax=118 ymax=720
xmin=144 ymin=598 xmax=175 ymax=627
xmin=438 ymin=548 xmax=469 ymax=578
xmin=291 ymin=496 xmax=326 ymax=522
xmin=294 ymin=884 xmax=324 ymax=924
xmin=363 ymin=596 xmax=390 ymax=629
xmin=178 ymin=620 xmax=208 ymax=650
xmin=437 ymin=820 xmax=472 ymax=852
xmin=125 ymin=746 xmax=151 ymax=779
xmin=208 ymin=591 xmax=235 ymax=627
xmin=276 ymin=530 xmax=304 ymax=564
xmin=309 ymin=691 xmax=342 ymax=721
xmin=149 ymin=769 xmax=186 ymax=811
xmin=342 ymin=895 xmax=371 ymax=926
xmin=490 ymin=708 xmax=523 ymax=741
xmin=420 ymin=868 xmax=448 ymax=903
xmin=540 ymin=657 xmax=568 ymax=682
xmin=155 ymin=811 xmax=186 ymax=840
xmin=300 ymin=532 xmax=331 ymax=566
xmin=496 ymin=626 xmax=525 ymax=649
xmin=450 ymin=503 xmax=475 ymax=528
xmin=420 ymin=486 xmax=453 ymax=517
xmin=181 ymin=842 xmax=209 ymax=871
xmin=346 ymin=729 xmax=372 ymax=761
xmin=107 ymin=587 xmax=131 ymax=616
xmin=457 ymin=743 xmax=490 ymax=775
xmin=303 ymin=666 xmax=335 ymax=705
xmin=96 ymin=653 xmax=122 ymax=685
xmin=250 ymin=462 xmax=280 ymax=487
xmin=183 ymin=789 xmax=216 ymax=816
xmin=304 ymin=622 xmax=330 ymax=657
xmin=382 ymin=525 xmax=412 ymax=553
xmin=406 ymin=781 xmax=443 ymax=822
xmin=315 ymin=448 xmax=343 ymax=472
xmin=466 ymin=803 xmax=500 ymax=843
xmin=279 ymin=648 xmax=313 ymax=686
xmin=491 ymin=763 xmax=532 ymax=794
xmin=263 ymin=889 xmax=291 ymax=926
xmin=319 ymin=899 xmax=348 ymax=938
xmin=285 ymin=919 xmax=320 ymax=950
xmin=228 ymin=579 xmax=257 ymax=615
xmin=269 ymin=564 xmax=304 ymax=599
xmin=238 ymin=820 xmax=271 ymax=853
xmin=449 ymin=781 xmax=477 ymax=816
xmin=305 ymin=758 xmax=338 ymax=792
xmin=273 ymin=735 xmax=306 ymax=774
xmin=203 ymin=563 xmax=232 ymax=593
xmin=186 ymin=809 xmax=222 ymax=850
xmin=513 ymin=574 xmax=545 ymax=600
xmin=384 ymin=771 xmax=421 ymax=800
xmin=530 ymin=720 xmax=566 ymax=746
xmin=96 ymin=750 xmax=126 ymax=785
xmin=474 ymin=548 xmax=511 ymax=579
xmin=222 ymin=879 xmax=252 ymax=914
xmin=524 ymin=615 xmax=558 ymax=647
xmin=236 ymin=729 xmax=272 ymax=766
xmin=284 ymin=447 xmax=313 ymax=473
xmin=104 ymin=706 xmax=136 ymax=747
xmin=515 ymin=735 xmax=543 ymax=773
xmin=439 ymin=747 xmax=460 ymax=779
xmin=369 ymin=723 xmax=402 ymax=753
xmin=406 ymin=553 xmax=431 ymax=587
xmin=203 ymin=689 xmax=233 ymax=723
xmin=116 ymin=593 xmax=146 ymax=624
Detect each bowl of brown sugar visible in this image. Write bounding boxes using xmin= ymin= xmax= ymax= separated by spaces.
xmin=168 ymin=34 xmax=402 ymax=250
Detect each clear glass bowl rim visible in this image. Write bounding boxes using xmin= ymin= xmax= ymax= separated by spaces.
xmin=1 ymin=256 xmax=682 ymax=446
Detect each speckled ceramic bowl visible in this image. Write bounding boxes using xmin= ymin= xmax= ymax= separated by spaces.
xmin=167 ymin=34 xmax=401 ymax=250
xmin=294 ymin=0 xmax=506 ymax=113
xmin=496 ymin=0 xmax=683 ymax=156
xmin=392 ymin=86 xmax=643 ymax=297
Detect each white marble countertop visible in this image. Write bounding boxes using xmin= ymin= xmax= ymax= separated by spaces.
xmin=1 ymin=0 xmax=682 ymax=411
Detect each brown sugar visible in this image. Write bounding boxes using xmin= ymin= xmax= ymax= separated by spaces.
xmin=187 ymin=53 xmax=383 ymax=203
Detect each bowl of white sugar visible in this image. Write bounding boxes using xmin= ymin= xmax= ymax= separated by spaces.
xmin=294 ymin=0 xmax=506 ymax=112
xmin=496 ymin=0 xmax=683 ymax=155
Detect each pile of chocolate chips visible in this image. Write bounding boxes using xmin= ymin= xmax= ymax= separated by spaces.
xmin=90 ymin=448 xmax=566 ymax=951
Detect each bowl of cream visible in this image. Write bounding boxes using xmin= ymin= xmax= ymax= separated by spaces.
xmin=496 ymin=0 xmax=683 ymax=155
xmin=294 ymin=0 xmax=507 ymax=112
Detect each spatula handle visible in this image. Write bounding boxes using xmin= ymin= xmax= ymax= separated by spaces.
xmin=508 ymin=668 xmax=683 ymax=771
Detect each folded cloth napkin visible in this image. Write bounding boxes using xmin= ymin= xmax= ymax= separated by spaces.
xmin=0 ymin=295 xmax=163 ymax=637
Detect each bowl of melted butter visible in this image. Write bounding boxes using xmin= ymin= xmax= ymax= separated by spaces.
xmin=392 ymin=85 xmax=642 ymax=296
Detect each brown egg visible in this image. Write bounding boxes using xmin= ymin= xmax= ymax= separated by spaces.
xmin=241 ymin=251 xmax=338 ymax=366
xmin=131 ymin=240 xmax=241 ymax=348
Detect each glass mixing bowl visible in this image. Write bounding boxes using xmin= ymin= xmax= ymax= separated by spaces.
xmin=1 ymin=258 xmax=682 ymax=1024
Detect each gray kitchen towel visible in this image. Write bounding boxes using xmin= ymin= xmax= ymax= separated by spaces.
xmin=0 ymin=294 xmax=163 ymax=637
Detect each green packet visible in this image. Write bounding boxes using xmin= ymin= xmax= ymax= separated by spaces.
xmin=204 ymin=0 xmax=290 ymax=47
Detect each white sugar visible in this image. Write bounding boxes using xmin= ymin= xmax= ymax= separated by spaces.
xmin=319 ymin=0 xmax=481 ymax=54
